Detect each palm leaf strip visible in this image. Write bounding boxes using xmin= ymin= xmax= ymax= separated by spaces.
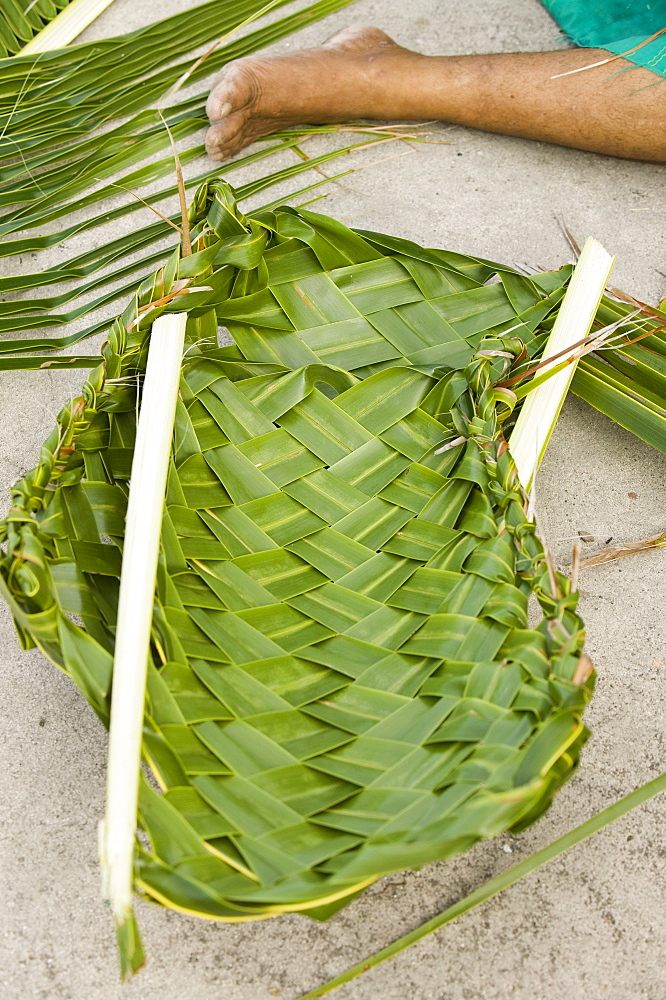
xmin=1 ymin=180 xmax=595 ymax=973
xmin=101 ymin=311 xmax=189 ymax=976
xmin=509 ymin=236 xmax=616 ymax=489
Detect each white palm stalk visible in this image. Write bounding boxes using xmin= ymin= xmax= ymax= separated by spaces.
xmin=509 ymin=237 xmax=616 ymax=491
xmin=98 ymin=312 xmax=187 ymax=972
xmin=19 ymin=0 xmax=117 ymax=54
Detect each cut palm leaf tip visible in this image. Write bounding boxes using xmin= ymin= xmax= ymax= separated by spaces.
xmin=1 ymin=176 xmax=635 ymax=979
xmin=509 ymin=237 xmax=615 ymax=491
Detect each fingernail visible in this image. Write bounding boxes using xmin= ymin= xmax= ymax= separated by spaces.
xmin=217 ymin=101 xmax=232 ymax=119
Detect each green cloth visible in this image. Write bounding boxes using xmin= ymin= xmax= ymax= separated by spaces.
xmin=541 ymin=0 xmax=666 ymax=78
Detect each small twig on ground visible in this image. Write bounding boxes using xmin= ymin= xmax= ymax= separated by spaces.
xmin=570 ymin=540 xmax=581 ymax=591
xmin=580 ymin=532 xmax=666 ymax=569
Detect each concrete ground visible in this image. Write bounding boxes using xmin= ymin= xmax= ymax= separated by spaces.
xmin=1 ymin=1 xmax=664 ymax=998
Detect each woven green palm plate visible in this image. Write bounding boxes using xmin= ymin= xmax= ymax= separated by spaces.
xmin=0 ymin=181 xmax=593 ymax=934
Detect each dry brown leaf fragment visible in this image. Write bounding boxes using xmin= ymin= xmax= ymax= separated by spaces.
xmin=580 ymin=532 xmax=666 ymax=568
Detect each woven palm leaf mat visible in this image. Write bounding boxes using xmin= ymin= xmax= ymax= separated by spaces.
xmin=0 ymin=181 xmax=593 ymax=926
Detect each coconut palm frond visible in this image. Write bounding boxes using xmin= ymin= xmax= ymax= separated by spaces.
xmin=0 ymin=0 xmax=390 ymax=376
xmin=502 ymin=273 xmax=666 ymax=454
xmin=0 ymin=0 xmax=353 ymax=160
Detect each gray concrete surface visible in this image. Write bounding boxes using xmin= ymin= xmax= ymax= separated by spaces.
xmin=1 ymin=1 xmax=665 ymax=998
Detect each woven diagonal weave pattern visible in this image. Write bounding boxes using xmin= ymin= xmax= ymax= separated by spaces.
xmin=0 ymin=182 xmax=592 ymax=922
